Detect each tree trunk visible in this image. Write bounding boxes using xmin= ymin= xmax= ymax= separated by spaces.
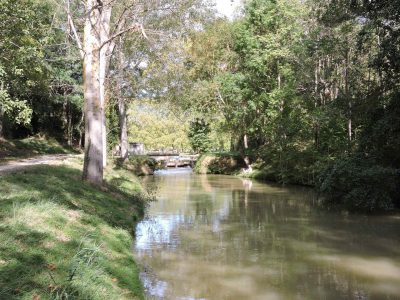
xmin=118 ymin=97 xmax=128 ymax=160
xmin=348 ymin=100 xmax=352 ymax=142
xmin=99 ymin=5 xmax=112 ymax=168
xmin=0 ymin=104 xmax=4 ymax=138
xmin=314 ymin=62 xmax=320 ymax=148
xmin=243 ymin=133 xmax=249 ymax=149
xmin=82 ymin=0 xmax=103 ymax=185
xmin=62 ymin=97 xmax=69 ymax=144
xmin=78 ymin=112 xmax=84 ymax=149
xmin=100 ymin=67 xmax=107 ymax=168
xmin=242 ymin=133 xmax=252 ymax=171
xmin=68 ymin=102 xmax=72 ymax=146
xmin=345 ymin=49 xmax=352 ymax=144
xmin=116 ymin=43 xmax=129 ymax=161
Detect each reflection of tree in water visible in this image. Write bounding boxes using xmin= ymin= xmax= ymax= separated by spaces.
xmin=220 ymin=185 xmax=400 ymax=299
xmin=137 ymin=173 xmax=400 ymax=299
xmin=140 ymin=175 xmax=160 ymax=196
xmin=192 ymin=194 xmax=214 ymax=224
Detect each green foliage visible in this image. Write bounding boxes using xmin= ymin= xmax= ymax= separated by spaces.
xmin=1 ymin=0 xmax=399 ymax=214
xmin=0 ymin=0 xmax=49 ymax=129
xmin=184 ymin=0 xmax=309 ymax=154
xmin=317 ymin=157 xmax=399 ymax=212
xmin=359 ymin=93 xmax=400 ymax=168
xmin=116 ymin=155 xmax=159 ymax=176
xmin=106 ymin=102 xmax=120 ymax=153
xmin=251 ymin=146 xmax=322 ymax=185
xmin=0 ymin=0 xmax=83 ymax=142
xmin=128 ymin=101 xmax=191 ymax=152
xmin=182 ymin=0 xmax=400 ymax=213
xmin=0 ymin=84 xmax=32 ymax=127
xmin=188 ymin=118 xmax=212 ymax=153
xmin=194 ymin=152 xmax=246 ymax=175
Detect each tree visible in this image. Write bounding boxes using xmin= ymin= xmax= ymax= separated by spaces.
xmin=65 ymin=0 xmax=150 ymax=184
xmin=128 ymin=100 xmax=191 ymax=152
xmin=188 ymin=118 xmax=212 ymax=153
xmin=107 ymin=0 xmax=214 ymax=161
xmin=62 ymin=0 xmax=215 ymax=183
xmin=0 ymin=0 xmax=51 ymax=138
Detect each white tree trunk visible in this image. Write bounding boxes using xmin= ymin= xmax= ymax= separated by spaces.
xmin=243 ymin=133 xmax=252 ymax=171
xmin=100 ymin=57 xmax=107 ymax=169
xmin=348 ymin=100 xmax=352 ymax=142
xmin=117 ymin=45 xmax=129 ymax=160
xmin=118 ymin=96 xmax=128 ymax=160
xmin=345 ymin=50 xmax=352 ymax=144
xmin=243 ymin=133 xmax=249 ymax=149
xmin=99 ymin=5 xmax=112 ymax=168
xmin=82 ymin=0 xmax=103 ymax=185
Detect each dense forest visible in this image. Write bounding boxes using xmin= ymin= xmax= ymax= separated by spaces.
xmin=181 ymin=0 xmax=400 ymax=213
xmin=1 ymin=0 xmax=399 ymax=212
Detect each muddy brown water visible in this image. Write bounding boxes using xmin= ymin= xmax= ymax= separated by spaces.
xmin=134 ymin=168 xmax=400 ymax=300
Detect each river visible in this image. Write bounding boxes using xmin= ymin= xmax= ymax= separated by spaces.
xmin=134 ymin=168 xmax=400 ymax=300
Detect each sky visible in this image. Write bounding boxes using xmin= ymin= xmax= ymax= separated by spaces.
xmin=214 ymin=0 xmax=242 ymax=19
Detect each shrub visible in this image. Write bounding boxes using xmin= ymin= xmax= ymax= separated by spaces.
xmin=116 ymin=155 xmax=159 ymax=176
xmin=317 ymin=156 xmax=399 ymax=213
xmin=194 ymin=153 xmax=246 ymax=175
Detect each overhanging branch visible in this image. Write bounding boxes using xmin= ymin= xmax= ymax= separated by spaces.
xmin=99 ymin=23 xmax=148 ymax=50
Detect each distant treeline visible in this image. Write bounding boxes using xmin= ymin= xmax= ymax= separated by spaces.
xmin=181 ymin=0 xmax=400 ymax=212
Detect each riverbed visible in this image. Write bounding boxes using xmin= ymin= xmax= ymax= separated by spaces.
xmin=134 ymin=168 xmax=400 ymax=300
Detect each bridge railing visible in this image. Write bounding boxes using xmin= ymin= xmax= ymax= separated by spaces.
xmin=146 ymin=151 xmax=179 ymax=157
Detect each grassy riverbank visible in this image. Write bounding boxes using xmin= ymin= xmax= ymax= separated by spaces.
xmin=0 ymin=159 xmax=147 ymax=299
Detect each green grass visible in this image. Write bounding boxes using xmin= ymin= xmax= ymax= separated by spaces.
xmin=0 ymin=137 xmax=80 ymax=161
xmin=0 ymin=160 xmax=147 ymax=299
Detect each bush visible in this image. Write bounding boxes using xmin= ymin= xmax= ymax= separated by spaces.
xmin=317 ymin=156 xmax=400 ymax=213
xmin=116 ymin=155 xmax=159 ymax=176
xmin=194 ymin=153 xmax=246 ymax=175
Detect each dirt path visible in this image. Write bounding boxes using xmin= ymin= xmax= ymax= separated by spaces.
xmin=0 ymin=154 xmax=82 ymax=174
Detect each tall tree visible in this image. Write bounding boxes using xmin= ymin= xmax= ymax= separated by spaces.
xmin=106 ymin=0 xmax=214 ymax=161
xmin=80 ymin=0 xmax=104 ymax=184
xmin=65 ymin=0 xmax=149 ymax=184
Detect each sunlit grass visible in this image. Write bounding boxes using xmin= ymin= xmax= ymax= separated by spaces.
xmin=0 ymin=160 xmax=146 ymax=299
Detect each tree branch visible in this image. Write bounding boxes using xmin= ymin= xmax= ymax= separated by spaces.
xmin=64 ymin=0 xmax=85 ymax=59
xmin=99 ymin=23 xmax=148 ymax=50
xmin=68 ymin=14 xmax=85 ymax=59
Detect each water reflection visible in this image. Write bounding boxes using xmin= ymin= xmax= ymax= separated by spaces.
xmin=135 ymin=170 xmax=400 ymax=300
